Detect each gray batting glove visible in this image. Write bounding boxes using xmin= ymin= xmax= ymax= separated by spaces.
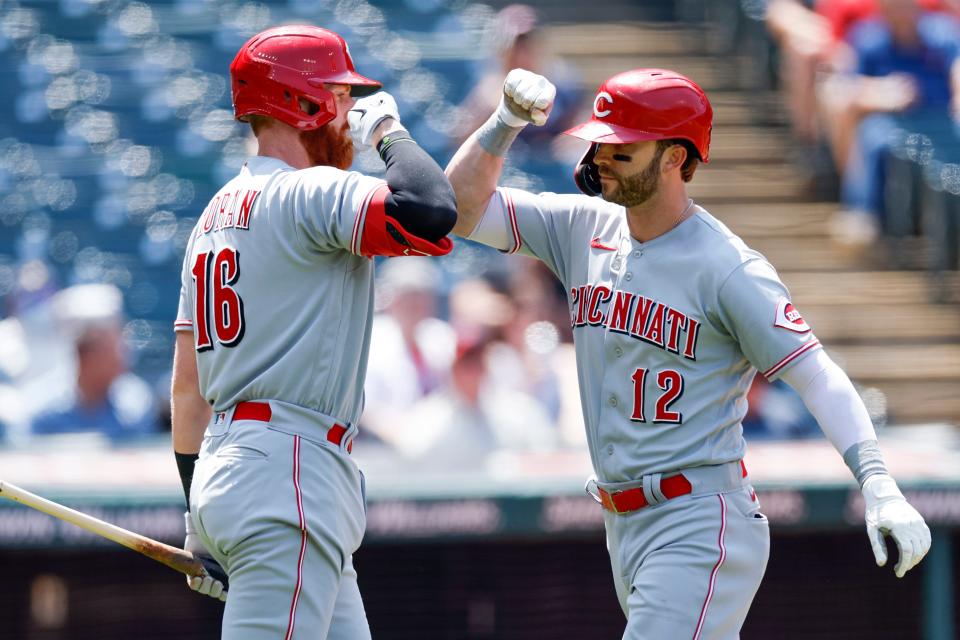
xmin=499 ymin=68 xmax=556 ymax=128
xmin=184 ymin=511 xmax=227 ymax=602
xmin=862 ymin=474 xmax=931 ymax=578
xmin=348 ymin=91 xmax=401 ymax=147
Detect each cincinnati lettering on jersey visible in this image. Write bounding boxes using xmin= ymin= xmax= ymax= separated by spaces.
xmin=196 ymin=189 xmax=261 ymax=236
xmin=569 ymin=284 xmax=701 ymax=360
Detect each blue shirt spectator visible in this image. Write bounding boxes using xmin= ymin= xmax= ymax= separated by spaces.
xmin=29 ymin=285 xmax=159 ymax=443
xmin=32 ymin=379 xmax=158 ymax=441
xmin=836 ymin=4 xmax=960 ymax=242
xmin=849 ymin=10 xmax=960 ymax=108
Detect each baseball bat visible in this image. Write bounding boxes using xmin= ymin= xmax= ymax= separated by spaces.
xmin=0 ymin=480 xmax=214 ymax=580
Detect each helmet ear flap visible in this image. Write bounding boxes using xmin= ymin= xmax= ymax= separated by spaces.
xmin=574 ymin=143 xmax=602 ymax=197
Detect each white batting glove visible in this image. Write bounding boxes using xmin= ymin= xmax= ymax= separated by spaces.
xmin=862 ymin=474 xmax=931 ymax=578
xmin=499 ymin=68 xmax=556 ymax=128
xmin=348 ymin=91 xmax=401 ymax=147
xmin=184 ymin=512 xmax=227 ymax=602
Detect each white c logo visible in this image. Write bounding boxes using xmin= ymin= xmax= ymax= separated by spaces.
xmin=593 ymin=91 xmax=613 ymax=118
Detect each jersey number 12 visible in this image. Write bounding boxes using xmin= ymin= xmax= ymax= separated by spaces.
xmin=191 ymin=247 xmax=245 ymax=352
xmin=630 ymin=368 xmax=683 ymax=423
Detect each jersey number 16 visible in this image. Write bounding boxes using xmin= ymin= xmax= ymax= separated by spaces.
xmin=191 ymin=247 xmax=246 ymax=352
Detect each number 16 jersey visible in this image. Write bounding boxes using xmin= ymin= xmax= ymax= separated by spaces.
xmin=175 ymin=156 xmax=389 ymax=425
xmin=470 ymin=188 xmax=821 ymax=483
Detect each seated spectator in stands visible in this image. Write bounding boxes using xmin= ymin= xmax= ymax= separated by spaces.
xmin=742 ymin=377 xmax=821 ymax=440
xmin=360 ymin=257 xmax=456 ymax=445
xmin=766 ymin=0 xmax=847 ymax=144
xmin=453 ymin=4 xmax=584 ymax=159
xmin=447 ymin=276 xmax=514 ymax=340
xmin=829 ymin=0 xmax=960 ymax=245
xmin=384 ymin=336 xmax=558 ymax=470
xmin=766 ymin=0 xmax=954 ymax=186
xmin=0 ymin=318 xmax=31 ymax=446
xmin=488 ymin=260 xmax=567 ymax=421
xmin=30 ymin=284 xmax=158 ymax=442
xmin=498 ymin=260 xmax=587 ymax=448
xmin=444 ymin=271 xmax=575 ymax=442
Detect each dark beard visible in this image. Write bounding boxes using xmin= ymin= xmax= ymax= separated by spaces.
xmin=604 ymin=145 xmax=665 ymax=207
xmin=300 ymin=123 xmax=354 ymax=170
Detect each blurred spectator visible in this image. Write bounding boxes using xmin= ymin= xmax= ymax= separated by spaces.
xmin=453 ymin=4 xmax=585 ymax=159
xmin=823 ymin=0 xmax=960 ymax=245
xmin=0 ymin=318 xmax=31 ymax=444
xmin=742 ymin=377 xmax=821 ymax=440
xmin=360 ymin=257 xmax=456 ymax=444
xmin=766 ymin=0 xmax=844 ymax=144
xmin=447 ymin=275 xmax=516 ymax=343
xmin=497 ymin=265 xmax=587 ymax=448
xmin=766 ymin=0 xmax=953 ymax=145
xmin=448 ymin=271 xmax=586 ymax=449
xmin=29 ymin=284 xmax=158 ymax=442
xmin=385 ymin=336 xmax=558 ymax=470
xmin=490 ymin=261 xmax=566 ymax=420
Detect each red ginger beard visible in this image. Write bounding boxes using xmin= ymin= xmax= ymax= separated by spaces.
xmin=301 ymin=121 xmax=354 ymax=170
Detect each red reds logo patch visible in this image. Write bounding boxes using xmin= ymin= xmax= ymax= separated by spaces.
xmin=774 ymin=297 xmax=810 ymax=333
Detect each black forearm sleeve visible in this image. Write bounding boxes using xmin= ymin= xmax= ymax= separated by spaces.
xmin=175 ymin=451 xmax=199 ymax=508
xmin=377 ymin=132 xmax=457 ymax=242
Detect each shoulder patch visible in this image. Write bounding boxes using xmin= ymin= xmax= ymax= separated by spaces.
xmin=774 ymin=297 xmax=810 ymax=333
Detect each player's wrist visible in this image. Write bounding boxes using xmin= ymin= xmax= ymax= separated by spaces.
xmin=369 ymin=118 xmax=406 ymax=148
xmin=842 ymin=440 xmax=888 ymax=489
xmin=375 ymin=130 xmax=415 ymax=160
xmin=496 ymin=98 xmax=531 ymax=129
xmin=476 ymin=109 xmax=524 ymax=157
xmin=861 ymin=473 xmax=902 ymax=502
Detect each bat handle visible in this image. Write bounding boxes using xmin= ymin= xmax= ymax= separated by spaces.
xmin=195 ymin=554 xmax=230 ymax=590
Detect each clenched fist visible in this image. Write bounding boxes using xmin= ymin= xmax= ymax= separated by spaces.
xmin=348 ymin=91 xmax=401 ymax=147
xmin=498 ymin=68 xmax=556 ymax=128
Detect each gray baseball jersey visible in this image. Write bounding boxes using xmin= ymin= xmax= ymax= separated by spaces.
xmin=175 ymin=156 xmax=389 ymax=424
xmin=471 ymin=187 xmax=820 ymax=483
xmin=471 ymin=187 xmax=810 ymax=636
xmin=174 ymin=155 xmax=401 ymax=640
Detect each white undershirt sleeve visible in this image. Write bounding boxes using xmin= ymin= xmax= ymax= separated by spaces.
xmin=467 ymin=191 xmax=512 ymax=251
xmin=779 ymin=348 xmax=878 ymax=455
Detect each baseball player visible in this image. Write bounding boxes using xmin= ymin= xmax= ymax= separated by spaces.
xmin=445 ymin=67 xmax=931 ymax=638
xmin=170 ymin=25 xmax=456 ymax=638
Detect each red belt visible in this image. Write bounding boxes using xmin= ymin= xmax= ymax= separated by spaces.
xmin=232 ymin=401 xmax=353 ymax=454
xmin=597 ymin=461 xmax=748 ymax=515
xmin=598 ymin=474 xmax=692 ymax=514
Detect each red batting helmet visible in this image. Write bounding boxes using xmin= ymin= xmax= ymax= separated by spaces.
xmin=230 ymin=25 xmax=382 ymax=131
xmin=564 ymin=69 xmax=713 ymax=195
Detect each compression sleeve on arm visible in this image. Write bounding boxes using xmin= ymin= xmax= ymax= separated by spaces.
xmin=175 ymin=451 xmax=199 ymax=508
xmin=378 ymin=131 xmax=457 ymax=242
xmin=779 ymin=348 xmax=888 ymax=486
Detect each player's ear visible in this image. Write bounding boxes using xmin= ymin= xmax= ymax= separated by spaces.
xmin=662 ymin=143 xmax=687 ymax=173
